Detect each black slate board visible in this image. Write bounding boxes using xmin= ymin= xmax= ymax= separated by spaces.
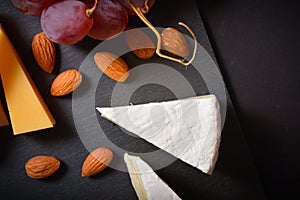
xmin=0 ymin=0 xmax=266 ymax=199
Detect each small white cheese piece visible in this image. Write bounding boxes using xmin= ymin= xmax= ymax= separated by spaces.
xmin=124 ymin=153 xmax=181 ymax=200
xmin=97 ymin=94 xmax=221 ymax=174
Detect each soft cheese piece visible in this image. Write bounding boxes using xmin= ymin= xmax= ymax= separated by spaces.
xmin=0 ymin=101 xmax=9 ymax=127
xmin=97 ymin=95 xmax=221 ymax=175
xmin=124 ymin=153 xmax=181 ymax=200
xmin=0 ymin=25 xmax=55 ymax=134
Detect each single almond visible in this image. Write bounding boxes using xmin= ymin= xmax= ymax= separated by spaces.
xmin=32 ymin=32 xmax=56 ymax=73
xmin=81 ymin=147 xmax=113 ymax=177
xmin=50 ymin=69 xmax=82 ymax=96
xmin=161 ymin=27 xmax=190 ymax=58
xmin=94 ymin=52 xmax=129 ymax=82
xmin=25 ymin=155 xmax=60 ymax=179
xmin=125 ymin=28 xmax=155 ymax=59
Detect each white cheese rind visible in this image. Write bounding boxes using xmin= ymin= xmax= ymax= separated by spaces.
xmin=124 ymin=153 xmax=181 ymax=200
xmin=97 ymin=94 xmax=221 ymax=175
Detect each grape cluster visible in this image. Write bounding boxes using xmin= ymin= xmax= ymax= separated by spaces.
xmin=11 ymin=0 xmax=156 ymax=44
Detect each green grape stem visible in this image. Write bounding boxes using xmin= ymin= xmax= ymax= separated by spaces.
xmin=127 ymin=0 xmax=150 ymax=14
xmin=86 ymin=0 xmax=99 ymax=18
xmin=128 ymin=1 xmax=198 ymax=66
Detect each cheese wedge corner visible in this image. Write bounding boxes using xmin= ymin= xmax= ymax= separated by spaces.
xmin=0 ymin=24 xmax=55 ymax=134
xmin=97 ymin=94 xmax=221 ymax=175
xmin=124 ymin=153 xmax=181 ymax=200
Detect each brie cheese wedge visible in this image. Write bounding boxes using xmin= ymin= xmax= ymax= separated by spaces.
xmin=97 ymin=94 xmax=221 ymax=174
xmin=124 ymin=153 xmax=181 ymax=200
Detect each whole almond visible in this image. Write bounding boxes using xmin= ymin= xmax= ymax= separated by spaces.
xmin=32 ymin=32 xmax=56 ymax=73
xmin=94 ymin=52 xmax=129 ymax=82
xmin=50 ymin=69 xmax=82 ymax=96
xmin=161 ymin=27 xmax=190 ymax=58
xmin=125 ymin=28 xmax=155 ymax=59
xmin=81 ymin=147 xmax=113 ymax=177
xmin=25 ymin=155 xmax=60 ymax=179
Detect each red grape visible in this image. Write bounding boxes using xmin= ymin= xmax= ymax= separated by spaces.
xmin=115 ymin=0 xmax=156 ymax=15
xmin=88 ymin=0 xmax=128 ymax=40
xmin=11 ymin=0 xmax=54 ymax=16
xmin=83 ymin=0 xmax=95 ymax=8
xmin=41 ymin=0 xmax=93 ymax=44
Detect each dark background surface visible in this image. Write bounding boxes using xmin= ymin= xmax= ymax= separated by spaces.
xmin=0 ymin=0 xmax=299 ymax=199
xmin=196 ymin=0 xmax=300 ymax=199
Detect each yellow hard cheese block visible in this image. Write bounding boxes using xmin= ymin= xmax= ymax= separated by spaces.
xmin=0 ymin=101 xmax=9 ymax=127
xmin=0 ymin=25 xmax=55 ymax=134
